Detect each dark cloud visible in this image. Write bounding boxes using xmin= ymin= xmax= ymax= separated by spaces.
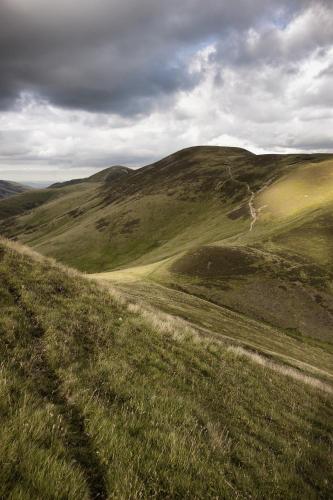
xmin=0 ymin=0 xmax=318 ymax=115
xmin=0 ymin=0 xmax=332 ymax=183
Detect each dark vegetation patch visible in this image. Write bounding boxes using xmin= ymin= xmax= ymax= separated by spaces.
xmin=235 ymin=171 xmax=263 ymax=185
xmin=0 ymin=189 xmax=58 ymax=220
xmin=172 ymin=246 xmax=257 ymax=280
xmin=172 ymin=244 xmax=332 ymax=291
xmin=100 ymin=146 xmax=254 ymax=207
xmin=171 ymin=243 xmax=333 ymax=342
xmin=95 ymin=217 xmax=110 ymax=231
xmin=227 ymin=204 xmax=249 ymax=220
xmin=120 ymin=218 xmax=140 ymax=234
xmin=218 ymin=179 xmax=248 ymax=202
xmin=67 ymin=207 xmax=86 ymax=219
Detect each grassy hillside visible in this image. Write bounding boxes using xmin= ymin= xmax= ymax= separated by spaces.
xmin=93 ymin=270 xmax=333 ymax=383
xmin=1 ymin=147 xmax=332 ymax=272
xmin=0 ymin=237 xmax=332 ymax=498
xmin=0 ymin=188 xmax=60 ymax=220
xmin=167 ymin=244 xmax=333 ymax=342
xmin=0 ymin=180 xmax=31 ymax=200
xmin=1 ymin=145 xmax=333 ymax=346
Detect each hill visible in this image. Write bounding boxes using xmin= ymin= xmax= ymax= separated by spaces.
xmin=1 ymin=146 xmax=332 ymax=272
xmin=1 ymin=146 xmax=333 ymax=344
xmin=0 ymin=236 xmax=332 ymax=498
xmin=50 ymin=165 xmax=131 ymax=188
xmin=0 ymin=179 xmax=31 ymax=200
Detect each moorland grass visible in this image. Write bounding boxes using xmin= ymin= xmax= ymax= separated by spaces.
xmin=2 ymin=148 xmax=333 ymax=350
xmin=0 ymin=238 xmax=332 ymax=498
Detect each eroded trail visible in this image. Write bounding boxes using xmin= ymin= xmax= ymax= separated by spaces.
xmin=226 ymin=165 xmax=258 ymax=231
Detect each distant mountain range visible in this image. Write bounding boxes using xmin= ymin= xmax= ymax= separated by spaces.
xmin=0 ymin=179 xmax=31 ymax=199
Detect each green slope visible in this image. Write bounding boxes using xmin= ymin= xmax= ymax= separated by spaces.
xmin=1 ymin=146 xmax=333 ymax=343
xmin=0 ymin=237 xmax=332 ymax=498
xmin=1 ymin=146 xmax=332 ymax=272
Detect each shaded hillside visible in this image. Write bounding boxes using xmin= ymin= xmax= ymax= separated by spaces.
xmin=169 ymin=244 xmax=333 ymax=342
xmin=0 ymin=188 xmax=60 ymax=220
xmin=0 ymin=180 xmax=31 ymax=200
xmin=0 ymin=237 xmax=332 ymax=498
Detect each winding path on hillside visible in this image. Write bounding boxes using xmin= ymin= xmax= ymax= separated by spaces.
xmin=226 ymin=165 xmax=258 ymax=231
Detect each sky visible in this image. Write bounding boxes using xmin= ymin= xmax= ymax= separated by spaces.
xmin=0 ymin=0 xmax=332 ymax=183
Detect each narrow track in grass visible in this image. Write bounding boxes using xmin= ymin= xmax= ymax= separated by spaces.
xmin=226 ymin=165 xmax=257 ymax=231
xmin=3 ymin=275 xmax=107 ymax=500
xmin=225 ymin=164 xmax=277 ymax=232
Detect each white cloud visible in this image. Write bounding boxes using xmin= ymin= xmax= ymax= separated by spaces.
xmin=0 ymin=2 xmax=332 ymax=183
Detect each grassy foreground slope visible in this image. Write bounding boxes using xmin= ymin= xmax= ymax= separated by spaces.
xmin=0 ymin=237 xmax=332 ymax=499
xmin=96 ymin=277 xmax=333 ymax=383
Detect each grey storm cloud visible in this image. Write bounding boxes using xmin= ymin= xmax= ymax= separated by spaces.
xmin=0 ymin=0 xmax=322 ymax=115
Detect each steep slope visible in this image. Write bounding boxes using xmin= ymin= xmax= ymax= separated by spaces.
xmin=0 ymin=179 xmax=31 ymax=199
xmin=1 ymin=146 xmax=333 ymax=343
xmin=168 ymin=244 xmax=333 ymax=342
xmin=0 ymin=166 xmax=133 ymax=267
xmin=0 ymin=146 xmax=258 ymax=270
xmin=149 ymin=154 xmax=333 ymax=341
xmin=1 ymin=146 xmax=332 ymax=272
xmin=0 ymin=146 xmax=317 ymax=269
xmin=0 ymin=237 xmax=332 ymax=498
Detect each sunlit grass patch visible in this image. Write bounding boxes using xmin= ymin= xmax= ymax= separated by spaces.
xmin=258 ymin=159 xmax=333 ymax=219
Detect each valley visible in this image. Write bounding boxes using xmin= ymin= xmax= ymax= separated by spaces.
xmin=1 ymin=146 xmax=333 ymax=498
xmin=1 ymin=146 xmax=333 ymax=373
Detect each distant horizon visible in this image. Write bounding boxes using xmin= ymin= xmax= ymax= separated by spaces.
xmin=2 ymin=142 xmax=333 ymax=185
